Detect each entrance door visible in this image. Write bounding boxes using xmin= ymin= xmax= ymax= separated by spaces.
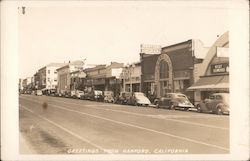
xmin=160 ymin=80 xmax=169 ymax=97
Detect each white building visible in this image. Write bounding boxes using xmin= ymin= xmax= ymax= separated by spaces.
xmin=37 ymin=63 xmax=66 ymax=90
xmin=122 ymin=62 xmax=141 ymax=92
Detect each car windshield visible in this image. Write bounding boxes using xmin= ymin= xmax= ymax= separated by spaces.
xmin=177 ymin=94 xmax=187 ymax=99
xmin=94 ymin=91 xmax=102 ymax=95
xmin=134 ymin=92 xmax=145 ymax=97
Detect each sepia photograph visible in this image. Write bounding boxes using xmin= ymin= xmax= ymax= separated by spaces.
xmin=1 ymin=0 xmax=249 ymax=160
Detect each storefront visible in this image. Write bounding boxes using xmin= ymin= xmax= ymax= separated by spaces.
xmin=141 ymin=39 xmax=206 ymax=102
xmin=188 ymin=32 xmax=229 ymax=105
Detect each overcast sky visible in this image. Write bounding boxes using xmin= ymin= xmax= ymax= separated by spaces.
xmin=19 ymin=2 xmax=229 ymax=78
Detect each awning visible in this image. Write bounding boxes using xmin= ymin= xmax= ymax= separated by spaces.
xmin=187 ymin=75 xmax=229 ymax=91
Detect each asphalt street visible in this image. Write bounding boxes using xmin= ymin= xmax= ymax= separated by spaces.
xmin=19 ymin=94 xmax=229 ymax=154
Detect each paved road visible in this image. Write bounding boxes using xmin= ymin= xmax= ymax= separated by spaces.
xmin=19 ymin=94 xmax=229 ymax=154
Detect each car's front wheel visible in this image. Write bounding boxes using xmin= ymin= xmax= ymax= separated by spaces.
xmin=197 ymin=105 xmax=202 ymax=113
xmin=216 ymin=106 xmax=223 ymax=115
xmin=170 ymin=103 xmax=175 ymax=110
xmin=134 ymin=101 xmax=139 ymax=106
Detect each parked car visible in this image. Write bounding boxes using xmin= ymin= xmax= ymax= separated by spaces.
xmin=47 ymin=89 xmax=57 ymax=96
xmin=115 ymin=92 xmax=132 ymax=104
xmin=82 ymin=90 xmax=103 ymax=101
xmin=70 ymin=90 xmax=76 ymax=98
xmin=196 ymin=93 xmax=229 ymax=115
xmin=104 ymin=91 xmax=114 ymax=103
xmin=128 ymin=92 xmax=151 ymax=106
xmin=93 ymin=90 xmax=104 ymax=101
xmin=75 ymin=90 xmax=84 ymax=99
xmin=154 ymin=93 xmax=194 ymax=110
xmin=64 ymin=91 xmax=71 ymax=98
xmin=35 ymin=90 xmax=43 ymax=96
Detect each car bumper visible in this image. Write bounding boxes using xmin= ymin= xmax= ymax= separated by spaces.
xmin=178 ymin=104 xmax=194 ymax=108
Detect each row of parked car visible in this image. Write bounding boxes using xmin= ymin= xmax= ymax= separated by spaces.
xmin=22 ymin=89 xmax=230 ymax=115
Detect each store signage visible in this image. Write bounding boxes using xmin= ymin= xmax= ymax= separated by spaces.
xmin=140 ymin=44 xmax=162 ymax=54
xmin=211 ymin=63 xmax=229 ymax=73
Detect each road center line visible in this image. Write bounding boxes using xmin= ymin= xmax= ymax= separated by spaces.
xmin=20 ymin=105 xmax=111 ymax=154
xmin=20 ymin=97 xmax=229 ymax=152
xmin=43 ymin=97 xmax=229 ymax=131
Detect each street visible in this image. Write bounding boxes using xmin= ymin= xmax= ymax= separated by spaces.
xmin=19 ymin=94 xmax=229 ymax=154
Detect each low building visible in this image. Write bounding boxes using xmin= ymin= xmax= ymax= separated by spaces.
xmin=83 ymin=64 xmax=107 ymax=91
xmin=140 ymin=39 xmax=208 ymax=102
xmin=122 ymin=62 xmax=141 ymax=92
xmin=57 ymin=61 xmax=84 ymax=94
xmin=70 ymin=70 xmax=87 ymax=91
xmin=105 ymin=62 xmax=124 ymax=95
xmin=188 ymin=32 xmax=229 ymax=105
xmin=22 ymin=77 xmax=32 ymax=91
xmin=83 ymin=62 xmax=124 ymax=95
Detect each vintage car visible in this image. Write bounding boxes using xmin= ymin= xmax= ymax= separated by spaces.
xmin=70 ymin=90 xmax=76 ymax=98
xmin=35 ymin=90 xmax=43 ymax=96
xmin=93 ymin=90 xmax=104 ymax=101
xmin=82 ymin=90 xmax=103 ymax=101
xmin=154 ymin=93 xmax=194 ymax=110
xmin=75 ymin=90 xmax=84 ymax=99
xmin=103 ymin=91 xmax=114 ymax=103
xmin=127 ymin=92 xmax=151 ymax=106
xmin=196 ymin=93 xmax=229 ymax=115
xmin=114 ymin=92 xmax=133 ymax=105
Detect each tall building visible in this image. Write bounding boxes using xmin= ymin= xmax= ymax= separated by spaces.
xmin=37 ymin=62 xmax=66 ymax=90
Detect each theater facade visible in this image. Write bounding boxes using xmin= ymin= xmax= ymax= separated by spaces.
xmin=140 ymin=39 xmax=207 ymax=103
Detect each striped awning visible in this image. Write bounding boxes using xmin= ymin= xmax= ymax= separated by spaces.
xmin=187 ymin=75 xmax=229 ymax=91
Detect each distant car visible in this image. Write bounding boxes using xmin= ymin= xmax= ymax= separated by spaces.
xmin=154 ymin=93 xmax=194 ymax=110
xmin=115 ymin=92 xmax=132 ymax=104
xmin=128 ymin=92 xmax=151 ymax=106
xmin=196 ymin=93 xmax=229 ymax=115
xmin=70 ymin=90 xmax=76 ymax=98
xmin=104 ymin=91 xmax=114 ymax=103
xmin=93 ymin=90 xmax=104 ymax=102
xmin=48 ymin=89 xmax=57 ymax=96
xmin=35 ymin=90 xmax=43 ymax=96
xmin=31 ymin=90 xmax=36 ymax=95
xmin=75 ymin=90 xmax=84 ymax=99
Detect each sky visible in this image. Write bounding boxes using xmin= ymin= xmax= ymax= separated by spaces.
xmin=18 ymin=1 xmax=229 ymax=78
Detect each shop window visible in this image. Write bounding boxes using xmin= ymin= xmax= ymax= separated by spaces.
xmin=174 ymin=80 xmax=184 ymax=90
xmin=209 ymin=95 xmax=215 ymax=100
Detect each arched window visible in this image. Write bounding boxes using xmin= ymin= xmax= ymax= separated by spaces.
xmin=159 ymin=60 xmax=169 ymax=79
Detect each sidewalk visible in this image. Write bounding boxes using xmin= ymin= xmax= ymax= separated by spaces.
xmin=19 ymin=133 xmax=35 ymax=154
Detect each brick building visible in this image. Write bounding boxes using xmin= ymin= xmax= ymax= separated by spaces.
xmin=140 ymin=39 xmax=208 ymax=102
